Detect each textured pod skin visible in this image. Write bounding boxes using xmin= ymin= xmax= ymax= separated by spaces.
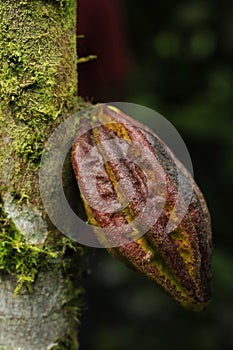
xmin=72 ymin=104 xmax=212 ymax=311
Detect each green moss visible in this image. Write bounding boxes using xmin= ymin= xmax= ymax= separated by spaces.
xmin=0 ymin=0 xmax=78 ymax=203
xmin=50 ymin=334 xmax=78 ymax=350
xmin=0 ymin=197 xmax=85 ymax=298
xmin=0 ymin=2 xmax=85 ymax=348
xmin=77 ymin=55 xmax=97 ymax=64
xmin=0 ymin=198 xmax=57 ymax=295
xmin=0 ymin=0 xmax=85 ymax=296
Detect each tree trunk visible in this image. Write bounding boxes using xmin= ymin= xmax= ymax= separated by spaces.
xmin=0 ymin=1 xmax=82 ymax=349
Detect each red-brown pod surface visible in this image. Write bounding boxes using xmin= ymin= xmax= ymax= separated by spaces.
xmin=72 ymin=104 xmax=212 ymax=311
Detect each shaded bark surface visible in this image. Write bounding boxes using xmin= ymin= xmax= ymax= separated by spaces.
xmin=0 ymin=1 xmax=81 ymax=349
xmin=0 ymin=271 xmax=73 ymax=350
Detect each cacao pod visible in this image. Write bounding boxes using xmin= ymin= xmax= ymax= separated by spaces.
xmin=72 ymin=104 xmax=212 ymax=311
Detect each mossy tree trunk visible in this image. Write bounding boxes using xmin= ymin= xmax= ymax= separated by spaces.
xmin=0 ymin=1 xmax=83 ymax=349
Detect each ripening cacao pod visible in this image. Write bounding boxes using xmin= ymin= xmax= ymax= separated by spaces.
xmin=72 ymin=104 xmax=212 ymax=311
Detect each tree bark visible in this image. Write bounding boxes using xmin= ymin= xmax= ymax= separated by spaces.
xmin=0 ymin=1 xmax=82 ymax=349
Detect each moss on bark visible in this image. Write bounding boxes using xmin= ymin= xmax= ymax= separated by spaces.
xmin=0 ymin=0 xmax=78 ymax=202
xmin=0 ymin=1 xmax=83 ymax=348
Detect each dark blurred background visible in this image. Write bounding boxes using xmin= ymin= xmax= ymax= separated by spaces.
xmin=77 ymin=1 xmax=233 ymax=349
